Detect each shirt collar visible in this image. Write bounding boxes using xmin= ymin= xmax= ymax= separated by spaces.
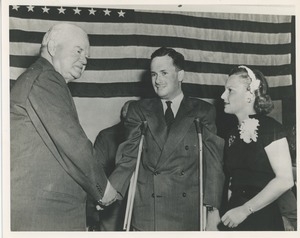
xmin=161 ymin=92 xmax=184 ymax=117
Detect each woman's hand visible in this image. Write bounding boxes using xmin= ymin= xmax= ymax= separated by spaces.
xmin=221 ymin=205 xmax=250 ymax=228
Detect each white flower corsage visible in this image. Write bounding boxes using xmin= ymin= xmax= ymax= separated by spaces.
xmin=239 ymin=118 xmax=260 ymax=143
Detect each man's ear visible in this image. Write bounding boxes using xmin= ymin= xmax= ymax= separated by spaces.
xmin=178 ymin=70 xmax=184 ymax=82
xmin=47 ymin=40 xmax=57 ymax=57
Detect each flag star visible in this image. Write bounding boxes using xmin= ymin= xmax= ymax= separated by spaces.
xmin=27 ymin=5 xmax=34 ymax=12
xmin=89 ymin=8 xmax=96 ymax=15
xmin=12 ymin=5 xmax=20 ymax=11
xmin=57 ymin=7 xmax=66 ymax=14
xmin=103 ymin=8 xmax=111 ymax=16
xmin=118 ymin=10 xmax=125 ymax=17
xmin=42 ymin=6 xmax=50 ymax=13
xmin=73 ymin=7 xmax=81 ymax=15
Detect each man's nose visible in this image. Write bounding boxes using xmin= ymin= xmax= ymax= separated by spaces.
xmin=221 ymin=91 xmax=226 ymax=99
xmin=155 ymin=74 xmax=162 ymax=83
xmin=80 ymin=54 xmax=88 ymax=65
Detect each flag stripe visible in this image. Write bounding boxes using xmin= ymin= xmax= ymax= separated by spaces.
xmin=139 ymin=10 xmax=292 ymax=23
xmin=10 ymin=67 xmax=292 ymax=88
xmin=134 ymin=11 xmax=292 ymax=33
xmin=9 ymin=80 xmax=293 ymax=100
xmin=10 ymin=29 xmax=292 ymax=54
xmin=10 ymin=55 xmax=292 ymax=77
xmin=10 ymin=43 xmax=291 ymax=66
xmin=10 ymin=21 xmax=291 ymax=45
xmin=10 ymin=6 xmax=291 ymax=33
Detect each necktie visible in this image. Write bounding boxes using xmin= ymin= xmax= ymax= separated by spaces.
xmin=165 ymin=101 xmax=175 ymax=131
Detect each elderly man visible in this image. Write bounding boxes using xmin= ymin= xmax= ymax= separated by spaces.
xmin=106 ymin=47 xmax=225 ymax=231
xmin=10 ymin=23 xmax=116 ymax=231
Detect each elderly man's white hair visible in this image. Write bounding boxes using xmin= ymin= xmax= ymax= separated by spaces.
xmin=40 ymin=23 xmax=88 ymax=53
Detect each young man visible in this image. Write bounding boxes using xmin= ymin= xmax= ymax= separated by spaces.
xmin=106 ymin=47 xmax=225 ymax=231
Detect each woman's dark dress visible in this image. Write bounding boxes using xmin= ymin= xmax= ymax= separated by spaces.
xmin=221 ymin=114 xmax=286 ymax=231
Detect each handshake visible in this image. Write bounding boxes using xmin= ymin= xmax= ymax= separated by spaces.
xmin=97 ymin=180 xmax=121 ymax=210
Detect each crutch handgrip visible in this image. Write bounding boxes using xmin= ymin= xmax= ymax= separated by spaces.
xmin=194 ymin=118 xmax=202 ymax=134
xmin=141 ymin=121 xmax=148 ymax=135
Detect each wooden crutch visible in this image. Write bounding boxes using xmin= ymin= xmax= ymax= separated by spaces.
xmin=194 ymin=118 xmax=207 ymax=231
xmin=123 ymin=121 xmax=148 ymax=231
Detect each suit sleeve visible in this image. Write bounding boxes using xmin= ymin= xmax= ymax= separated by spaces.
xmin=109 ymin=102 xmax=143 ymax=196
xmin=28 ymin=70 xmax=107 ymax=201
xmin=202 ymin=105 xmax=225 ymax=209
xmin=94 ymin=132 xmax=109 ymax=171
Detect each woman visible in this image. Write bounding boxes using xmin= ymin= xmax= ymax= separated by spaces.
xmin=219 ymin=66 xmax=294 ymax=231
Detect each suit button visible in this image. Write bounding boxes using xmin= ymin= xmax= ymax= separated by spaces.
xmin=185 ymin=145 xmax=189 ymax=150
xmin=152 ymin=193 xmax=155 ymax=198
xmin=181 ymin=170 xmax=185 ymax=175
xmin=153 ymin=171 xmax=160 ymax=176
xmin=182 ymin=193 xmax=186 ymax=197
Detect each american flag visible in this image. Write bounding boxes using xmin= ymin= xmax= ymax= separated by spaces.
xmin=9 ymin=5 xmax=295 ymax=140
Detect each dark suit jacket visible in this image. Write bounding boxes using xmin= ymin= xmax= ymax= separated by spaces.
xmin=10 ymin=57 xmax=107 ymax=231
xmin=87 ymin=122 xmax=127 ymax=231
xmin=94 ymin=122 xmax=125 ymax=176
xmin=109 ymin=97 xmax=225 ymax=231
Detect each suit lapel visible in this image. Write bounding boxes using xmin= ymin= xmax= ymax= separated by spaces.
xmin=66 ymin=86 xmax=80 ymax=122
xmin=142 ymin=99 xmax=168 ymax=150
xmin=156 ymin=97 xmax=197 ymax=168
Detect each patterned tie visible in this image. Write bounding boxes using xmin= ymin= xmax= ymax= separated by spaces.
xmin=165 ymin=101 xmax=175 ymax=131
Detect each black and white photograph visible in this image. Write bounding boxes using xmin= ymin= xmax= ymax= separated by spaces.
xmin=1 ymin=0 xmax=298 ymax=237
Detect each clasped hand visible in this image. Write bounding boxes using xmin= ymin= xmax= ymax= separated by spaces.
xmin=100 ymin=180 xmax=118 ymax=206
xmin=221 ymin=205 xmax=249 ymax=228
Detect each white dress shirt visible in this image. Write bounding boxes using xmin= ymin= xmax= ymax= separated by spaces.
xmin=161 ymin=92 xmax=184 ymax=118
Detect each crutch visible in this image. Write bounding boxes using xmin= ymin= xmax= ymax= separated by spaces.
xmin=123 ymin=121 xmax=148 ymax=231
xmin=194 ymin=118 xmax=207 ymax=231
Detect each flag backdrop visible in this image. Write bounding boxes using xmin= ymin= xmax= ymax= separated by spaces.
xmin=9 ymin=5 xmax=296 ymax=142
